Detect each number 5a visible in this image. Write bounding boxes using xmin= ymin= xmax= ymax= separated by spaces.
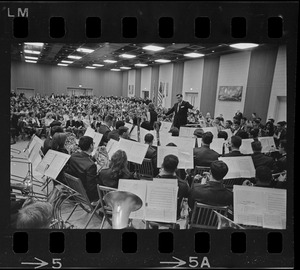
xmin=189 ymin=257 xmax=199 ymax=268
xmin=52 ymin=258 xmax=62 ymax=269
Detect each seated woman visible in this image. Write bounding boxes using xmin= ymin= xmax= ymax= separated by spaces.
xmin=97 ymin=150 xmax=134 ymax=188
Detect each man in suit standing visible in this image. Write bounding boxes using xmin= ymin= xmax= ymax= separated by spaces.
xmin=65 ymin=136 xmax=98 ymax=202
xmin=165 ymin=94 xmax=193 ymax=129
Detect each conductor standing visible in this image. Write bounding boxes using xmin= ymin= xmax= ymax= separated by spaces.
xmin=165 ymin=93 xmax=193 ymax=129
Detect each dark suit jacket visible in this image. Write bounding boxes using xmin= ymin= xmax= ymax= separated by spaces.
xmin=251 ymin=152 xmax=275 ymax=169
xmin=155 ymin=174 xmax=190 ymax=218
xmin=145 ymin=145 xmax=159 ymax=176
xmin=65 ymin=151 xmax=98 ymax=202
xmin=97 ymin=168 xmax=134 ymax=189
xmin=98 ymin=124 xmax=111 ymax=145
xmin=107 ymin=129 xmax=120 ymax=141
xmin=165 ymin=100 xmax=193 ymax=129
xmin=66 ymin=120 xmax=76 ymax=128
xmin=42 ymin=137 xmax=52 ymax=155
xmin=188 ymin=181 xmax=233 ymax=209
xmin=194 ymin=145 xmax=219 ymax=167
xmin=223 ymin=150 xmax=244 ymax=157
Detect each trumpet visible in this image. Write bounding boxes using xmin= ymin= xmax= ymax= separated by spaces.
xmin=104 ymin=191 xmax=143 ymax=229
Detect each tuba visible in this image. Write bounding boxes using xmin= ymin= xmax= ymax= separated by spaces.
xmin=104 ymin=191 xmax=143 ymax=229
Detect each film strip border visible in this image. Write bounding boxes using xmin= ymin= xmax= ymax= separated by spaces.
xmin=0 ymin=1 xmax=296 ymax=268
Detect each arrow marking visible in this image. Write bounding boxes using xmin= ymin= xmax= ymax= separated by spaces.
xmin=21 ymin=257 xmax=48 ymax=269
xmin=160 ymin=256 xmax=186 ymax=268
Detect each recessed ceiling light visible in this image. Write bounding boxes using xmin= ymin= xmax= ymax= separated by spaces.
xmin=104 ymin=60 xmax=117 ymax=63
xmin=24 ymin=42 xmax=44 ymax=47
xmin=92 ymin=64 xmax=104 ymax=67
xmin=229 ymin=43 xmax=259 ymax=49
xmin=120 ymin=67 xmax=131 ymax=70
xmin=85 ymin=66 xmax=96 ymax=69
xmin=76 ymin=48 xmax=95 ymax=53
xmin=61 ymin=60 xmax=73 ymax=64
xmin=25 ymin=60 xmax=37 ymax=63
xmin=67 ymin=55 xmax=82 ymax=60
xmin=155 ymin=59 xmax=171 ymax=63
xmin=184 ymin=52 xmax=205 ymax=58
xmin=120 ymin=53 xmax=136 ymax=59
xmin=25 ymin=56 xmax=38 ymax=60
xmin=111 ymin=69 xmax=121 ymax=71
xmin=24 ymin=50 xmax=41 ymax=55
xmin=142 ymin=45 xmax=165 ymax=51
xmin=135 ymin=63 xmax=148 ymax=67
xmin=57 ymin=63 xmax=68 ymax=66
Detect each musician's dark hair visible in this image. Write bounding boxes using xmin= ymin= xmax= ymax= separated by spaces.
xmin=144 ymin=133 xmax=154 ymax=144
xmin=162 ymin=154 xmax=178 ymax=173
xmin=230 ymin=135 xmax=242 ymax=148
xmin=78 ymin=136 xmax=93 ymax=151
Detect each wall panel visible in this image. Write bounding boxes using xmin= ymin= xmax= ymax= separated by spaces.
xmin=158 ymin=63 xmax=174 ymax=108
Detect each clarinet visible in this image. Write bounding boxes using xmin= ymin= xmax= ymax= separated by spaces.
xmin=137 ymin=115 xmax=141 ymax=142
xmin=154 ymin=122 xmax=161 ymax=146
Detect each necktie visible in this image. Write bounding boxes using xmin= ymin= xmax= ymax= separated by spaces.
xmin=177 ymin=102 xmax=181 ymax=112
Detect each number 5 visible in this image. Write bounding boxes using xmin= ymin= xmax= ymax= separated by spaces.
xmin=52 ymin=258 xmax=62 ymax=269
xmin=189 ymin=256 xmax=199 ymax=268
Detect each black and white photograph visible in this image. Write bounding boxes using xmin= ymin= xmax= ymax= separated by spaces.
xmin=10 ymin=42 xmax=288 ymax=230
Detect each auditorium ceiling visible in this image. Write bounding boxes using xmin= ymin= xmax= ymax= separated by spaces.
xmin=11 ymin=43 xmax=267 ymax=70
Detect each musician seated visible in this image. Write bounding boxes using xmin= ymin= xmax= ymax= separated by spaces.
xmin=273 ymin=139 xmax=287 ymax=173
xmin=97 ymin=150 xmax=135 ymax=189
xmin=14 ymin=200 xmax=53 ymax=229
xmin=222 ymin=135 xmax=244 ymax=157
xmin=155 ymin=154 xmax=189 ymax=219
xmin=251 ymin=140 xmax=275 ymax=170
xmin=107 ymin=120 xmax=125 ymax=141
xmin=41 ymin=126 xmax=64 ymax=155
xmin=188 ymin=160 xmax=233 ymax=211
xmin=144 ymin=133 xmax=159 ymax=176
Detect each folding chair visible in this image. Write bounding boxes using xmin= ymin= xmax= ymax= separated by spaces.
xmin=97 ymin=185 xmax=117 ymax=229
xmin=134 ymin=158 xmax=154 ymax=180
xmin=64 ymin=173 xmax=102 ymax=229
xmin=190 ymin=202 xmax=229 ymax=229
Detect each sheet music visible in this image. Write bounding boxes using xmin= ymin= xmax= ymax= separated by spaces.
xmin=157 ymin=146 xmax=194 ymax=169
xmin=35 ymin=150 xmax=70 ymax=179
xmin=209 ymin=138 xmax=225 ymax=154
xmin=160 ymin=135 xmax=195 ymax=149
xmin=153 ymin=178 xmax=178 ymax=187
xmin=28 ymin=142 xmax=42 ymax=164
xmin=129 ymin=126 xmax=138 ymax=141
xmin=201 ymin=127 xmax=218 ymax=138
xmin=259 ymin=136 xmax=276 ymax=153
xmin=84 ymin=126 xmax=95 ymax=138
xmin=145 ymin=182 xmax=178 ymax=223
xmin=179 ymin=127 xmax=197 ymax=137
xmin=118 ymin=138 xmax=148 ymax=164
xmin=240 ymin=139 xmax=253 ymax=154
xmin=124 ymin=122 xmax=133 ymax=131
xmin=118 ymin=179 xmax=148 ymax=220
xmin=160 ymin=121 xmax=172 ymax=134
xmin=233 ymin=185 xmax=286 ymax=229
xmin=106 ymin=139 xmax=120 ymax=159
xmin=84 ymin=127 xmax=103 ymax=154
xmin=219 ymin=156 xmax=256 ymax=179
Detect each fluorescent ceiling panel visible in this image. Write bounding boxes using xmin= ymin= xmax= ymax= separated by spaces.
xmin=120 ymin=53 xmax=136 ymax=59
xmin=111 ymin=69 xmax=121 ymax=71
xmin=92 ymin=64 xmax=104 ymax=67
xmin=85 ymin=66 xmax=96 ymax=69
xmin=229 ymin=43 xmax=259 ymax=49
xmin=184 ymin=52 xmax=205 ymax=58
xmin=135 ymin=63 xmax=148 ymax=67
xmin=24 ymin=56 xmax=38 ymax=60
xmin=76 ymin=48 xmax=95 ymax=53
xmin=104 ymin=60 xmax=117 ymax=63
xmin=61 ymin=60 xmax=73 ymax=64
xmin=25 ymin=60 xmax=37 ymax=63
xmin=120 ymin=67 xmax=131 ymax=70
xmin=67 ymin=55 xmax=82 ymax=60
xmin=57 ymin=63 xmax=68 ymax=66
xmin=24 ymin=50 xmax=41 ymax=55
xmin=142 ymin=45 xmax=165 ymax=51
xmin=24 ymin=42 xmax=44 ymax=46
xmin=155 ymin=59 xmax=171 ymax=63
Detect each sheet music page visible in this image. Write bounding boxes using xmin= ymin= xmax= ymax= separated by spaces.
xmin=233 ymin=186 xmax=287 ymax=229
xmin=28 ymin=142 xmax=41 ymax=163
xmin=210 ymin=138 xmax=225 ymax=154
xmin=107 ymin=139 xmax=120 ymax=159
xmin=259 ymin=136 xmax=276 ymax=153
xmin=45 ymin=154 xmax=70 ymax=179
xmin=237 ymin=156 xmax=256 ymax=178
xmin=159 ymin=133 xmax=173 ymax=146
xmin=240 ymin=139 xmax=254 ymax=154
xmin=92 ymin=132 xmax=103 ymax=155
xmin=202 ymin=127 xmax=218 ymax=138
xmin=139 ymin=127 xmax=151 ymax=143
xmin=223 ymin=129 xmax=233 ymax=140
xmin=179 ymin=127 xmax=197 ymax=137
xmin=129 ymin=126 xmax=138 ymax=141
xmin=170 ymin=137 xmax=195 ymax=149
xmin=124 ymin=122 xmax=133 ymax=131
xmin=153 ymin=178 xmax=178 ymax=187
xmin=118 ymin=138 xmax=148 ymax=164
xmin=178 ymin=148 xmax=194 ymax=169
xmin=35 ymin=149 xmax=57 ymax=175
xmin=84 ymin=126 xmax=95 ymax=138
xmin=118 ymin=179 xmax=148 ymax=220
xmin=219 ymin=157 xmax=241 ymax=179
xmin=145 ymin=182 xmax=178 ymax=223
xmin=32 ymin=134 xmax=44 ymax=147
xmin=157 ymin=146 xmax=178 ymax=168
xmin=160 ymin=121 xmax=172 ymax=134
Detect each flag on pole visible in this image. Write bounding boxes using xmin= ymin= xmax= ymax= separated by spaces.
xmin=158 ymin=82 xmax=164 ymax=107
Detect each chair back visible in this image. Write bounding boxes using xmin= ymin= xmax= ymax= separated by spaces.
xmin=223 ymin=178 xmax=250 ymax=189
xmin=64 ymin=173 xmax=91 ymax=206
xmin=134 ymin=158 xmax=154 ymax=180
xmin=97 ymin=185 xmax=117 ymax=227
xmin=190 ymin=202 xmax=229 ymax=229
